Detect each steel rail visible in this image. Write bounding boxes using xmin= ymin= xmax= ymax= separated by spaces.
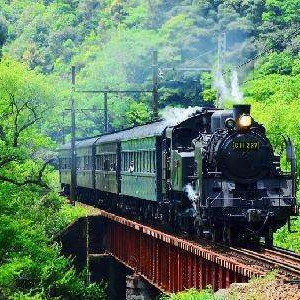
xmin=230 ymin=247 xmax=300 ymax=278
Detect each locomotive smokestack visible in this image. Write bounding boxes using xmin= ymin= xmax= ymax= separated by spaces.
xmin=233 ymin=104 xmax=251 ymax=120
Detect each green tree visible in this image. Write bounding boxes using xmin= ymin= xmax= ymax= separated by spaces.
xmin=0 ymin=58 xmax=106 ymax=299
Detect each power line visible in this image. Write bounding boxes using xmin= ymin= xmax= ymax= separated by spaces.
xmin=184 ymin=49 xmax=217 ymax=65
xmin=232 ymin=26 xmax=300 ymax=72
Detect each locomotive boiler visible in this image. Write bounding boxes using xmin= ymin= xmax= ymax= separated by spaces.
xmin=58 ymin=104 xmax=298 ymax=246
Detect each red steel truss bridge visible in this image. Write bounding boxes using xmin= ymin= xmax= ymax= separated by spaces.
xmin=60 ymin=205 xmax=273 ymax=294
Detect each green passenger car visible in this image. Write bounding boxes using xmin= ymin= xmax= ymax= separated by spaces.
xmin=95 ymin=141 xmax=119 ymax=194
xmin=58 ymin=148 xmax=71 ymax=185
xmin=58 ymin=141 xmax=85 ymax=186
xmin=76 ymin=139 xmax=95 ymax=189
xmin=120 ymin=136 xmax=159 ymax=201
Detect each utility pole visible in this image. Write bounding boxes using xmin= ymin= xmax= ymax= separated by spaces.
xmin=70 ymin=66 xmax=77 ymax=206
xmin=152 ymin=50 xmax=159 ymax=121
xmin=62 ymin=111 xmax=66 ymax=144
xmin=104 ymin=90 xmax=108 ymax=133
xmin=217 ymin=32 xmax=226 ymax=72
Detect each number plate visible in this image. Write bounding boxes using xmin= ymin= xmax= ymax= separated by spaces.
xmin=232 ymin=141 xmax=260 ymax=150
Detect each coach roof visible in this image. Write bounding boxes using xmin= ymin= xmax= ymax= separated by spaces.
xmin=58 ymin=109 xmax=206 ymax=150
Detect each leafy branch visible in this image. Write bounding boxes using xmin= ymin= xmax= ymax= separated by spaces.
xmin=0 ymin=160 xmax=51 ymax=189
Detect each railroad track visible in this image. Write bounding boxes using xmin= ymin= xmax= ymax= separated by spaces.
xmin=229 ymin=246 xmax=300 ymax=279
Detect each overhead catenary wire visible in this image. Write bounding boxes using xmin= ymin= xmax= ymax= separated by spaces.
xmin=225 ymin=25 xmax=300 ymax=74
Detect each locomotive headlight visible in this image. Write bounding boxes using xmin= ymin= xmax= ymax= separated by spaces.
xmin=238 ymin=114 xmax=252 ymax=128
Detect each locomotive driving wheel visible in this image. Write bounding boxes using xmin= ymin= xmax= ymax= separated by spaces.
xmin=212 ymin=227 xmax=223 ymax=243
xmin=265 ymin=227 xmax=274 ymax=248
xmin=223 ymin=225 xmax=238 ymax=245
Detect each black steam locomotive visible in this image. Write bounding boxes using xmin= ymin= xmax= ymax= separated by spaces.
xmin=58 ymin=104 xmax=298 ymax=246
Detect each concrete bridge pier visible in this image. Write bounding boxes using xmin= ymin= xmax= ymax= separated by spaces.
xmin=126 ymin=274 xmax=157 ymax=300
xmin=89 ymin=254 xmax=130 ymax=299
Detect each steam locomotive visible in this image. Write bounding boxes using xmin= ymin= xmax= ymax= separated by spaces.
xmin=58 ymin=104 xmax=298 ymax=246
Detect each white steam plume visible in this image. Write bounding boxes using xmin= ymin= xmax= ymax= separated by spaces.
xmin=231 ymin=69 xmax=243 ymax=103
xmin=214 ymin=69 xmax=243 ymax=107
xmin=214 ymin=70 xmax=231 ymax=107
xmin=161 ymin=106 xmax=201 ymax=125
xmin=184 ymin=184 xmax=197 ymax=210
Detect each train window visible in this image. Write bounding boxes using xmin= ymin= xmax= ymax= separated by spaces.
xmin=122 ymin=153 xmax=125 ymax=171
xmin=128 ymin=153 xmax=131 ymax=171
xmin=143 ymin=152 xmax=145 ymax=172
xmin=110 ymin=154 xmax=116 ymax=171
xmin=129 ymin=153 xmax=132 ymax=170
xmin=63 ymin=158 xmax=65 ymax=169
xmin=103 ymin=159 xmax=109 ymax=171
xmin=137 ymin=152 xmax=140 ymax=172
xmin=151 ymin=151 xmax=154 ymax=172
xmin=75 ymin=157 xmax=80 ymax=169
xmin=153 ymin=151 xmax=156 ymax=171
xmin=96 ymin=153 xmax=117 ymax=171
xmin=148 ymin=151 xmax=152 ymax=173
xmin=99 ymin=155 xmax=103 ymax=170
xmin=83 ymin=157 xmax=86 ymax=169
xmin=110 ymin=162 xmax=116 ymax=171
xmin=139 ymin=152 xmax=142 ymax=172
xmin=123 ymin=153 xmax=126 ymax=171
xmin=88 ymin=156 xmax=92 ymax=169
xmin=141 ymin=152 xmax=144 ymax=172
xmin=135 ymin=152 xmax=138 ymax=172
xmin=96 ymin=156 xmax=100 ymax=170
xmin=146 ymin=151 xmax=150 ymax=173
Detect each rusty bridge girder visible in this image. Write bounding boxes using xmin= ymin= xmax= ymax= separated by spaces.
xmin=88 ymin=209 xmax=265 ymax=293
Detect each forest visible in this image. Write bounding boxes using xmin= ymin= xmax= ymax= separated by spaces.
xmin=0 ymin=0 xmax=300 ymax=299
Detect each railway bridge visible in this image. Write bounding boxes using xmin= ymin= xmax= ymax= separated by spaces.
xmin=59 ymin=204 xmax=267 ymax=299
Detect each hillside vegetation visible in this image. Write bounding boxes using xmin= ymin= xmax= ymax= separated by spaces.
xmin=1 ymin=0 xmax=299 ymax=137
xmin=0 ymin=59 xmax=106 ymax=299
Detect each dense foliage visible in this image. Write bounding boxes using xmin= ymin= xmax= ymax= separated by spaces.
xmin=1 ymin=0 xmax=299 ymax=136
xmin=1 ymin=0 xmax=293 ymax=139
xmin=161 ymin=288 xmax=214 ymax=300
xmin=0 ymin=59 xmax=105 ymax=299
xmin=244 ymin=57 xmax=300 ymax=252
